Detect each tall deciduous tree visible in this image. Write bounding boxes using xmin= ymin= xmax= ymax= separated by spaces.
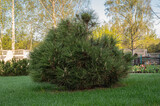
xmin=0 ymin=0 xmax=4 ymax=50
xmin=12 ymin=0 xmax=15 ymax=50
xmin=15 ymin=0 xmax=37 ymax=50
xmin=0 ymin=0 xmax=90 ymax=50
xmin=0 ymin=0 xmax=2 ymax=50
xmin=105 ymin=0 xmax=153 ymax=55
xmin=92 ymin=24 xmax=123 ymax=49
xmin=38 ymin=0 xmax=89 ymax=28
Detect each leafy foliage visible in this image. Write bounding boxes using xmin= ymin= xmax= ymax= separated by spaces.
xmin=105 ymin=0 xmax=153 ymax=55
xmin=2 ymin=34 xmax=12 ymax=50
xmin=92 ymin=25 xmax=123 ymax=49
xmin=147 ymin=42 xmax=160 ymax=53
xmin=92 ymin=24 xmax=160 ymax=52
xmin=29 ymin=14 xmax=133 ymax=90
xmin=0 ymin=59 xmax=29 ymax=76
xmin=1 ymin=34 xmax=40 ymax=50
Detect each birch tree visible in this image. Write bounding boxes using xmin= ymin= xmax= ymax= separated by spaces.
xmin=12 ymin=0 xmax=15 ymax=50
xmin=105 ymin=0 xmax=153 ymax=55
xmin=0 ymin=0 xmax=90 ymax=50
xmin=38 ymin=0 xmax=89 ymax=28
xmin=0 ymin=0 xmax=2 ymax=50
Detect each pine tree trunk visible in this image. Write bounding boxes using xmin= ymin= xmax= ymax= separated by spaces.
xmin=12 ymin=0 xmax=15 ymax=50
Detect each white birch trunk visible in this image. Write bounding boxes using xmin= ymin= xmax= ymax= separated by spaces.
xmin=12 ymin=0 xmax=15 ymax=50
xmin=52 ymin=0 xmax=57 ymax=28
xmin=0 ymin=0 xmax=3 ymax=50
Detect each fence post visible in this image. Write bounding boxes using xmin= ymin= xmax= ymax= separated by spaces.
xmin=140 ymin=55 xmax=142 ymax=65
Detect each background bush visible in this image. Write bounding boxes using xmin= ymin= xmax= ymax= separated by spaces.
xmin=0 ymin=59 xmax=29 ymax=76
xmin=29 ymin=14 xmax=133 ymax=90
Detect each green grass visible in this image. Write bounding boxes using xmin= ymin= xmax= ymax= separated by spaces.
xmin=0 ymin=74 xmax=160 ymax=105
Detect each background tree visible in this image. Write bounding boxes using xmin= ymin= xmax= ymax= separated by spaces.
xmin=12 ymin=0 xmax=15 ymax=50
xmin=0 ymin=0 xmax=3 ymax=50
xmin=0 ymin=0 xmax=90 ymax=50
xmin=0 ymin=0 xmax=10 ymax=50
xmin=15 ymin=0 xmax=39 ymax=50
xmin=92 ymin=24 xmax=123 ymax=49
xmin=37 ymin=0 xmax=89 ymax=28
xmin=147 ymin=42 xmax=160 ymax=53
xmin=105 ymin=0 xmax=153 ymax=55
xmin=2 ymin=34 xmax=12 ymax=50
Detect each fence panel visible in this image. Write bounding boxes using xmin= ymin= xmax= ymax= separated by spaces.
xmin=134 ymin=57 xmax=160 ymax=65
xmin=0 ymin=50 xmax=30 ymax=62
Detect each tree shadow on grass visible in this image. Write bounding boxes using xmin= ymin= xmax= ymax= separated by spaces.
xmin=30 ymin=82 xmax=65 ymax=92
xmin=30 ymin=82 xmax=127 ymax=93
xmin=30 ymin=80 xmax=126 ymax=93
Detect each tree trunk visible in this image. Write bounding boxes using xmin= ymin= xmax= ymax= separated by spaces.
xmin=52 ymin=0 xmax=57 ymax=28
xmin=131 ymin=35 xmax=134 ymax=65
xmin=131 ymin=39 xmax=134 ymax=56
xmin=30 ymin=33 xmax=33 ymax=50
xmin=12 ymin=0 xmax=15 ymax=50
xmin=30 ymin=24 xmax=33 ymax=50
xmin=0 ymin=0 xmax=3 ymax=50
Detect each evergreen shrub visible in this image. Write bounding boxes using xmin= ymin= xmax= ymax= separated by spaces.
xmin=0 ymin=59 xmax=29 ymax=76
xmin=29 ymin=17 xmax=133 ymax=90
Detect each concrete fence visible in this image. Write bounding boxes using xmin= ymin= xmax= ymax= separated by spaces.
xmin=0 ymin=50 xmax=30 ymax=62
xmin=147 ymin=53 xmax=160 ymax=57
xmin=123 ymin=49 xmax=148 ymax=57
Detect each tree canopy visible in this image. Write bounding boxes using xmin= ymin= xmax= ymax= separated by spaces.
xmin=105 ymin=0 xmax=155 ymax=54
xmin=0 ymin=0 xmax=90 ymax=50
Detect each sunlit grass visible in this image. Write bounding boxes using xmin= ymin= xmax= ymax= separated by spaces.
xmin=0 ymin=74 xmax=160 ymax=105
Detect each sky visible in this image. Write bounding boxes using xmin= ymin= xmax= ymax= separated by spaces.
xmin=90 ymin=0 xmax=107 ymax=24
xmin=90 ymin=0 xmax=160 ymax=37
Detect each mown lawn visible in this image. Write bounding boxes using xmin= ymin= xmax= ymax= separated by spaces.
xmin=0 ymin=74 xmax=160 ymax=105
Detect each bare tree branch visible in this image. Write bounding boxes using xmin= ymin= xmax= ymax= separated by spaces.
xmin=151 ymin=8 xmax=160 ymax=19
xmin=38 ymin=0 xmax=53 ymax=21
